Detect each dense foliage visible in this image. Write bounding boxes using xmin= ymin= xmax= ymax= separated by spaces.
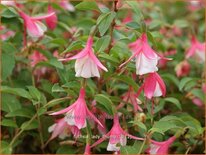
xmin=0 ymin=0 xmax=205 ymax=154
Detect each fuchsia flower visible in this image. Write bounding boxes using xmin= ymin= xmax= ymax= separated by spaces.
xmin=0 ymin=26 xmax=15 ymax=41
xmin=45 ymin=5 xmax=57 ymax=30
xmin=1 ymin=0 xmax=15 ymax=6
xmin=147 ymin=136 xmax=176 ymax=155
xmin=59 ymin=0 xmax=75 ymax=12
xmin=120 ymin=33 xmax=168 ymax=75
xmin=192 ymin=98 xmax=204 ymax=107
xmin=48 ymin=118 xmax=81 ymax=140
xmin=29 ymin=51 xmax=47 ymax=67
xmin=138 ymin=72 xmax=166 ymax=99
xmin=50 ymin=88 xmax=103 ymax=129
xmin=175 ymin=60 xmax=190 ymax=77
xmin=61 ymin=36 xmax=108 ymax=78
xmin=117 ymin=86 xmax=143 ymax=112
xmin=186 ymin=36 xmax=205 ymax=62
xmin=19 ymin=11 xmax=55 ymax=38
xmin=91 ymin=115 xmax=144 ymax=152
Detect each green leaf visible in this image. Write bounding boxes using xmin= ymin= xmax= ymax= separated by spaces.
xmin=98 ymin=53 xmax=119 ymax=65
xmin=52 ymin=83 xmax=65 ymax=93
xmin=114 ymin=75 xmax=138 ymax=91
xmin=97 ymin=11 xmax=116 ymax=36
xmin=1 ymin=119 xmax=18 ymax=128
xmin=174 ymin=19 xmax=189 ymax=28
xmin=27 ymin=86 xmax=41 ymax=101
xmin=48 ymin=58 xmax=64 ymax=69
xmin=126 ymin=1 xmax=143 ymax=22
xmin=1 ymin=7 xmax=17 ymax=18
xmin=49 ymin=38 xmax=67 ymax=46
xmin=2 ymin=94 xmax=21 ymax=112
xmin=150 ymin=121 xmax=180 ymax=134
xmin=2 ymin=53 xmax=15 ymax=81
xmin=6 ymin=108 xmax=35 ymax=118
xmin=191 ymin=89 xmax=204 ymax=101
xmin=56 ymin=145 xmax=77 ymax=154
xmin=37 ymin=107 xmax=47 ymax=116
xmin=164 ymin=97 xmax=182 ymax=110
xmin=0 ymin=141 xmax=12 ymax=154
xmin=1 ymin=86 xmax=32 ymax=99
xmin=75 ymin=1 xmax=100 ymax=12
xmin=21 ymin=120 xmax=38 ymax=130
xmin=95 ymin=35 xmax=111 ymax=53
xmin=161 ymin=73 xmax=179 ymax=87
xmin=95 ymin=94 xmax=114 ymax=115
xmin=131 ymin=121 xmax=147 ymax=132
xmin=179 ymin=77 xmax=194 ymax=91
xmin=62 ymin=41 xmax=83 ymax=54
xmin=46 ymin=97 xmax=70 ymax=108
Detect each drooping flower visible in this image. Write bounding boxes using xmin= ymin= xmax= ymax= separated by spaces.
xmin=1 ymin=0 xmax=15 ymax=6
xmin=19 ymin=11 xmax=55 ymax=38
xmin=50 ymin=88 xmax=103 ymax=129
xmin=45 ymin=5 xmax=57 ymax=30
xmin=29 ymin=50 xmax=47 ymax=67
xmin=186 ymin=36 xmax=205 ymax=62
xmin=147 ymin=136 xmax=176 ymax=155
xmin=91 ymin=114 xmax=144 ymax=152
xmin=192 ymin=98 xmax=204 ymax=107
xmin=120 ymin=33 xmax=168 ymax=75
xmin=59 ymin=0 xmax=75 ymax=12
xmin=137 ymin=72 xmax=166 ymax=99
xmin=117 ymin=86 xmax=143 ymax=112
xmin=48 ymin=118 xmax=81 ymax=140
xmin=175 ymin=60 xmax=190 ymax=77
xmin=61 ymin=36 xmax=108 ymax=78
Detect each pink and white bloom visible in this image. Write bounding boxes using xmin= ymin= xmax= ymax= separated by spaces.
xmin=48 ymin=118 xmax=81 ymax=140
xmin=147 ymin=136 xmax=176 ymax=155
xmin=117 ymin=86 xmax=143 ymax=112
xmin=45 ymin=5 xmax=57 ymax=30
xmin=1 ymin=0 xmax=15 ymax=6
xmin=138 ymin=72 xmax=166 ymax=99
xmin=29 ymin=50 xmax=47 ymax=67
xmin=19 ymin=11 xmax=55 ymax=38
xmin=59 ymin=0 xmax=75 ymax=12
xmin=50 ymin=88 xmax=103 ymax=129
xmin=61 ymin=36 xmax=108 ymax=78
xmin=175 ymin=60 xmax=190 ymax=77
xmin=120 ymin=33 xmax=168 ymax=75
xmin=186 ymin=36 xmax=205 ymax=62
xmin=91 ymin=115 xmax=144 ymax=152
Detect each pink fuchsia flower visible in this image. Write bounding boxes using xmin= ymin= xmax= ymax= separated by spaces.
xmin=138 ymin=72 xmax=166 ymax=99
xmin=147 ymin=135 xmax=176 ymax=154
xmin=186 ymin=36 xmax=205 ymax=62
xmin=29 ymin=50 xmax=47 ymax=67
xmin=59 ymin=0 xmax=75 ymax=12
xmin=50 ymin=88 xmax=103 ymax=129
xmin=61 ymin=36 xmax=108 ymax=78
xmin=1 ymin=0 xmax=15 ymax=6
xmin=48 ymin=118 xmax=81 ymax=140
xmin=192 ymin=98 xmax=204 ymax=107
xmin=45 ymin=5 xmax=57 ymax=30
xmin=120 ymin=33 xmax=168 ymax=75
xmin=0 ymin=26 xmax=15 ymax=41
xmin=175 ymin=60 xmax=190 ymax=77
xmin=19 ymin=11 xmax=55 ymax=38
xmin=91 ymin=114 xmax=144 ymax=152
xmin=117 ymin=86 xmax=143 ymax=112
xmin=84 ymin=144 xmax=91 ymax=155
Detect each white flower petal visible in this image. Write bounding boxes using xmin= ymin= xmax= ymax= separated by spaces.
xmin=196 ymin=50 xmax=205 ymax=62
xmin=120 ymin=134 xmax=127 ymax=146
xmin=136 ymin=53 xmax=159 ymax=75
xmin=64 ymin=110 xmax=75 ymax=126
xmin=107 ymin=142 xmax=120 ymax=152
xmin=153 ymin=82 xmax=162 ymax=97
xmin=149 ymin=144 xmax=160 ymax=154
xmin=48 ymin=123 xmax=56 ymax=132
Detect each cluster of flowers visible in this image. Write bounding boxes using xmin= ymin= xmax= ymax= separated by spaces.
xmin=2 ymin=0 xmax=204 ymax=154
